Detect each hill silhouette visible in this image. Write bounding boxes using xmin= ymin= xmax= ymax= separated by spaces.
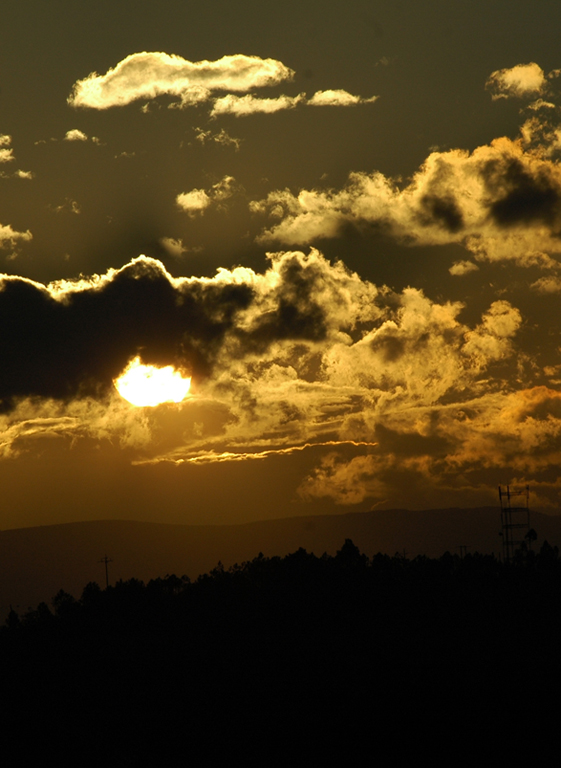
xmin=3 ymin=506 xmax=561 ymax=617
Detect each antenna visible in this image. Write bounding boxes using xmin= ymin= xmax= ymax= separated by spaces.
xmin=498 ymin=485 xmax=530 ymax=563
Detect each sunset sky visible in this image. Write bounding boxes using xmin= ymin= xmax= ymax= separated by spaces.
xmin=2 ymin=0 xmax=561 ymax=529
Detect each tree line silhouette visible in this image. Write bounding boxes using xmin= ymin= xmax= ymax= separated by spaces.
xmin=3 ymin=539 xmax=561 ymax=765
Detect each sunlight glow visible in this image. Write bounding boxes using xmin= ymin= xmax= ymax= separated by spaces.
xmin=114 ymin=356 xmax=191 ymax=407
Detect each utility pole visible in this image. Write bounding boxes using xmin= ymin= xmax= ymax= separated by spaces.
xmin=98 ymin=554 xmax=113 ymax=588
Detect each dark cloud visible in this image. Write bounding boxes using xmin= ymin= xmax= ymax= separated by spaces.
xmin=374 ymin=423 xmax=451 ymax=459
xmin=0 ymin=257 xmax=254 ymax=412
xmin=419 ymin=194 xmax=464 ymax=233
xmin=370 ymin=331 xmax=405 ymax=362
xmin=233 ymin=251 xmax=330 ymax=354
xmin=0 ymin=252 xmax=349 ymax=413
xmin=483 ymin=156 xmax=561 ymax=228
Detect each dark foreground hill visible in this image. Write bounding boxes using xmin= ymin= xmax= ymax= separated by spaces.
xmin=2 ymin=506 xmax=561 ymax=616
xmin=3 ymin=543 xmax=561 ymax=765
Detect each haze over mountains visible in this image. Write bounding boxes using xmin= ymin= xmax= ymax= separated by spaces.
xmin=3 ymin=506 xmax=561 ymax=618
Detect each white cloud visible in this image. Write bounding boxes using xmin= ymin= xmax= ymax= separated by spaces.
xmin=210 ymin=89 xmax=377 ymax=116
xmin=0 ymin=223 xmax=32 ymax=248
xmin=176 ymin=188 xmax=211 ymax=215
xmin=68 ymin=51 xmax=379 ymax=120
xmin=68 ymin=52 xmax=294 ymax=109
xmin=176 ymin=175 xmax=237 ymax=216
xmin=307 ymin=89 xmax=377 ymax=107
xmin=462 ymin=301 xmax=521 ymax=366
xmin=211 ymin=93 xmax=304 ymax=116
xmin=64 ymin=129 xmax=88 ymax=141
xmin=486 ymin=63 xmax=546 ymax=100
xmin=449 ymin=260 xmax=479 ymax=276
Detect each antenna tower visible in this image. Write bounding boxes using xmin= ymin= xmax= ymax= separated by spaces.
xmin=498 ymin=485 xmax=530 ymax=562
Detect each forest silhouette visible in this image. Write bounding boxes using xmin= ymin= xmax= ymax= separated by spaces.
xmin=3 ymin=540 xmax=561 ymax=765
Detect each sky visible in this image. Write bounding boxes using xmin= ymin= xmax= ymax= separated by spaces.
xmin=2 ymin=0 xmax=561 ymax=529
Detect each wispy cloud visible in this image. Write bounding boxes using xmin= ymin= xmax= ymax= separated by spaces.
xmin=145 ymin=440 xmax=379 ymax=466
xmin=194 ymin=127 xmax=241 ymax=149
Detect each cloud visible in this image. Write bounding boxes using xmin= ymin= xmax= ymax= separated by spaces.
xmin=307 ymin=89 xmax=377 ymax=107
xmin=68 ymin=50 xmax=379 ymax=120
xmin=176 ymin=188 xmax=211 ymax=215
xmin=176 ymin=175 xmax=237 ymax=216
xmin=152 ymin=440 xmax=378 ymax=466
xmin=64 ymin=129 xmax=88 ymax=141
xmin=0 ymin=249 xmax=376 ymax=412
xmin=298 ymin=453 xmax=384 ymax=505
xmin=449 ymin=260 xmax=479 ymax=275
xmin=0 ymin=135 xmax=14 ymax=164
xmin=4 ymin=250 xmax=561 ymax=508
xmin=486 ymin=63 xmax=546 ymax=100
xmin=531 ymin=275 xmax=561 ymax=293
xmin=51 ymin=198 xmax=81 ymax=215
xmin=0 ymin=223 xmax=32 ymax=249
xmin=0 ymin=255 xmax=254 ymax=411
xmin=211 ymin=93 xmax=304 ymax=116
xmin=210 ymin=90 xmax=377 ymax=116
xmin=159 ymin=237 xmax=189 ymax=257
xmin=68 ymin=52 xmax=294 ymax=109
xmin=194 ymin=127 xmax=241 ymax=149
xmin=251 ymin=134 xmax=561 ymax=267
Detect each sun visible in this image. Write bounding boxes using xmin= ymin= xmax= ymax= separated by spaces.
xmin=114 ymin=356 xmax=191 ymax=407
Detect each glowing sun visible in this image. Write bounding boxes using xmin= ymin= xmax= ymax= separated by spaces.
xmin=114 ymin=356 xmax=191 ymax=407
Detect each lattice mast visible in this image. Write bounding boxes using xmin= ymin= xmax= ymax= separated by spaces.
xmin=498 ymin=485 xmax=530 ymax=562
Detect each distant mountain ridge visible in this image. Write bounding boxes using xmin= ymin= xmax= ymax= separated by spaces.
xmin=2 ymin=507 xmax=561 ymax=617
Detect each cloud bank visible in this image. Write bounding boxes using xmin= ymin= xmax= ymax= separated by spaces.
xmin=251 ymin=133 xmax=561 ymax=269
xmin=2 ymin=250 xmax=557 ymax=508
